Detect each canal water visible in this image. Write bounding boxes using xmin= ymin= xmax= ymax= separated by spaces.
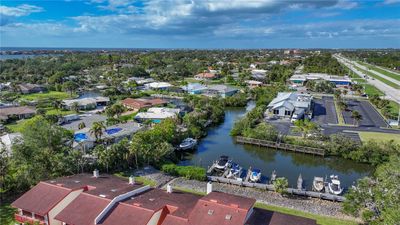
xmin=178 ymin=102 xmax=373 ymax=190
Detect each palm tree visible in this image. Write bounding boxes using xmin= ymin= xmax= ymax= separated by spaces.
xmin=351 ymin=110 xmax=363 ymax=126
xmin=273 ymin=177 xmax=288 ymax=195
xmin=112 ymin=104 xmax=125 ymax=118
xmin=53 ymin=99 xmax=62 ymax=113
xmin=90 ymin=122 xmax=106 ymax=142
xmin=71 ymin=102 xmax=80 ymax=113
xmin=338 ymin=101 xmax=348 ymax=112
xmin=293 ymin=119 xmax=319 ymax=138
xmin=78 ymin=122 xmax=86 ymax=130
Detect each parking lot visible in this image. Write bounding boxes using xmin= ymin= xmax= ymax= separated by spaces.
xmin=61 ymin=114 xmax=107 ymax=131
xmin=312 ymin=96 xmax=338 ymax=125
xmin=342 ymin=100 xmax=387 ymax=128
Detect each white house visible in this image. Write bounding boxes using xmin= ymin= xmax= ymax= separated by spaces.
xmin=266 ymin=92 xmax=312 ymax=119
xmin=144 ymin=82 xmax=173 ymax=90
xmin=134 ymin=107 xmax=180 ymax=123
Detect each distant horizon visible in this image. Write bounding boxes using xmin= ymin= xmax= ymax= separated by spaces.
xmin=1 ymin=1 xmax=399 ymax=48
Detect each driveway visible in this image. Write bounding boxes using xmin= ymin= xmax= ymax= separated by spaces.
xmin=342 ymin=100 xmax=387 ymax=128
xmin=312 ymin=96 xmax=338 ymax=125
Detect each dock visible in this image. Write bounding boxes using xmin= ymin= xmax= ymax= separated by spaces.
xmin=207 ymin=176 xmax=345 ymax=202
xmin=236 ymin=136 xmax=325 ymax=156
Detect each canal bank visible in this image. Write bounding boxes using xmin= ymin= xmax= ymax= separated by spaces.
xmin=178 ymin=103 xmax=373 ymax=190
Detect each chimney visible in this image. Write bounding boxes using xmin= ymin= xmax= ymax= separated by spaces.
xmin=167 ymin=184 xmax=173 ymax=193
xmin=93 ymin=169 xmax=99 ymax=178
xmin=129 ymin=175 xmax=135 ymax=185
xmin=207 ymin=181 xmax=213 ymax=194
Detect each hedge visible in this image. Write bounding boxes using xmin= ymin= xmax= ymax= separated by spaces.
xmin=161 ymin=164 xmax=206 ymax=181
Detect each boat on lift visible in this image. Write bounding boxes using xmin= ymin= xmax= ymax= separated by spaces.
xmin=214 ymin=155 xmax=231 ymax=171
xmin=226 ymin=163 xmax=243 ymax=180
xmin=178 ymin=138 xmax=197 ymax=150
xmin=312 ymin=177 xmax=325 ymax=192
xmin=328 ymin=175 xmax=344 ymax=195
xmin=249 ymin=168 xmax=261 ymax=183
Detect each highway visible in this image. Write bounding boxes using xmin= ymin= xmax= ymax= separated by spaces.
xmin=349 ymin=60 xmax=400 ymax=87
xmin=334 ymin=54 xmax=400 ymax=105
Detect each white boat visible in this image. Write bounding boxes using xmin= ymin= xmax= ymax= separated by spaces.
xmin=270 ymin=170 xmax=277 ymax=184
xmin=249 ymin=168 xmax=261 ymax=183
xmin=226 ymin=163 xmax=243 ymax=180
xmin=328 ymin=175 xmax=343 ymax=195
xmin=215 ymin=155 xmax=230 ymax=170
xmin=313 ymin=176 xmax=324 ymax=192
xmin=179 ymin=138 xmax=197 ymax=150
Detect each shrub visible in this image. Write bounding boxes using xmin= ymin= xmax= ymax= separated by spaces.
xmin=161 ymin=164 xmax=206 ymax=181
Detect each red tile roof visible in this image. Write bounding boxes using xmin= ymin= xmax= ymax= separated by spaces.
xmin=121 ymin=98 xmax=167 ymax=110
xmin=11 ymin=182 xmax=72 ymax=216
xmin=100 ymin=203 xmax=155 ymax=225
xmin=54 ymin=193 xmax=110 ymax=225
xmin=195 ymin=72 xmax=217 ymax=79
xmin=187 ymin=192 xmax=256 ymax=225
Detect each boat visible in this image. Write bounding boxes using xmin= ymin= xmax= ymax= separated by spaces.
xmin=313 ymin=177 xmax=325 ymax=192
xmin=226 ymin=163 xmax=243 ymax=180
xmin=214 ymin=155 xmax=231 ymax=171
xmin=249 ymin=168 xmax=261 ymax=183
xmin=297 ymin=174 xmax=303 ymax=190
xmin=328 ymin=175 xmax=344 ymax=195
xmin=178 ymin=138 xmax=197 ymax=150
xmin=270 ymin=170 xmax=276 ymax=184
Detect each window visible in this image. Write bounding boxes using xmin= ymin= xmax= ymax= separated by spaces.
xmin=285 ymin=110 xmax=291 ymax=115
xmin=273 ymin=110 xmax=279 ymax=114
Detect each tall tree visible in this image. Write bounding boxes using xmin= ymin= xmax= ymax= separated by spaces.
xmin=351 ymin=110 xmax=363 ymax=126
xmin=90 ymin=121 xmax=106 ymax=142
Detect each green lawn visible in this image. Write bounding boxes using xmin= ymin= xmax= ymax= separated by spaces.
xmin=334 ymin=100 xmax=346 ymax=125
xmin=5 ymin=117 xmax=33 ymax=132
xmin=19 ymin=91 xmax=76 ymax=101
xmin=45 ymin=108 xmax=75 ymax=116
xmin=254 ymin=203 xmax=359 ymax=225
xmin=358 ymin=62 xmax=400 ymax=82
xmin=120 ymin=111 xmax=138 ymax=121
xmin=388 ymin=101 xmax=399 ymax=117
xmin=358 ymin=132 xmax=400 ymax=144
xmin=352 ymin=65 xmax=400 ymax=89
xmin=363 ymin=84 xmax=384 ymax=96
xmin=113 ymin=172 xmax=157 ymax=187
xmin=0 ymin=204 xmax=16 ymax=225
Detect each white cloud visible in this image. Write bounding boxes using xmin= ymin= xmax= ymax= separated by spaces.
xmin=0 ymin=4 xmax=43 ymax=17
xmin=383 ymin=0 xmax=400 ymax=4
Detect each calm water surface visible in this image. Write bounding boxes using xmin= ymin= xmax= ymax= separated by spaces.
xmin=178 ymin=102 xmax=373 ymax=189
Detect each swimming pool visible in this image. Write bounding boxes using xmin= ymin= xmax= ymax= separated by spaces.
xmin=74 ymin=133 xmax=87 ymax=142
xmin=105 ymin=128 xmax=122 ymax=135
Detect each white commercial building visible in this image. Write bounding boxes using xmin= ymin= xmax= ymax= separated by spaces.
xmin=266 ymin=92 xmax=313 ymax=119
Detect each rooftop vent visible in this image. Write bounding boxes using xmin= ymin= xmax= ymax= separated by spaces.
xmin=74 ymin=180 xmax=80 ymax=183
xmin=149 ymin=198 xmax=155 ymax=201
xmin=99 ymin=194 xmax=106 ymax=198
xmin=56 ymin=183 xmax=63 ymax=187
xmin=50 ymin=180 xmax=56 ymax=183
xmin=210 ymin=199 xmax=218 ymax=203
xmin=225 ymin=214 xmax=232 ymax=220
xmin=207 ymin=182 xmax=213 ymax=194
xmin=208 ymin=209 xmax=214 ymax=215
xmin=111 ymin=189 xmax=116 ymax=192
xmin=133 ymin=203 xmax=141 ymax=207
xmin=167 ymin=184 xmax=173 ymax=193
xmin=129 ymin=175 xmax=135 ymax=185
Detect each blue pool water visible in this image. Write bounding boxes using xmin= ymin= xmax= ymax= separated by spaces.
xmin=74 ymin=133 xmax=87 ymax=142
xmin=105 ymin=128 xmax=122 ymax=135
xmin=152 ymin=119 xmax=161 ymax=123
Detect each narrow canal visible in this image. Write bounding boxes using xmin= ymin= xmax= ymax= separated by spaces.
xmin=178 ymin=102 xmax=373 ymax=190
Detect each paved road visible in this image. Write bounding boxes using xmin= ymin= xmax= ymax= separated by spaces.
xmin=350 ymin=60 xmax=400 ymax=87
xmin=342 ymin=100 xmax=387 ymax=128
xmin=312 ymin=96 xmax=338 ymax=125
xmin=334 ymin=54 xmax=400 ymax=105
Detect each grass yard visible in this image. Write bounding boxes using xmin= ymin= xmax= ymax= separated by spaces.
xmin=45 ymin=108 xmax=76 ymax=116
xmin=254 ymin=203 xmax=359 ymax=225
xmin=113 ymin=172 xmax=157 ymax=187
xmin=120 ymin=111 xmax=138 ymax=121
xmin=5 ymin=117 xmax=33 ymax=132
xmin=334 ymin=100 xmax=346 ymax=125
xmin=358 ymin=132 xmax=400 ymax=144
xmin=0 ymin=204 xmax=16 ymax=225
xmin=363 ymin=84 xmax=384 ymax=96
xmin=19 ymin=91 xmax=76 ymax=101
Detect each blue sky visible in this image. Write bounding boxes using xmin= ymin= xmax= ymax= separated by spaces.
xmin=1 ymin=0 xmax=399 ymax=48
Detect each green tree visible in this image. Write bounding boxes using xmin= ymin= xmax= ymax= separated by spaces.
xmin=293 ymin=119 xmax=319 ymax=138
xmin=90 ymin=121 xmax=106 ymax=142
xmin=351 ymin=110 xmax=363 ymax=126
xmin=274 ymin=177 xmax=288 ymax=195
xmin=78 ymin=122 xmax=86 ymax=130
xmin=62 ymin=81 xmax=78 ymax=96
xmin=71 ymin=102 xmax=80 ymax=113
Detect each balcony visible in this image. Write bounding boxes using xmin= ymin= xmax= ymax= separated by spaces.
xmin=14 ymin=214 xmax=46 ymax=225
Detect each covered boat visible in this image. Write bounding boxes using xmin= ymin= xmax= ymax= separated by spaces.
xmin=328 ymin=175 xmax=343 ymax=195
xmin=226 ymin=163 xmax=243 ymax=180
xmin=250 ymin=168 xmax=261 ymax=183
xmin=215 ymin=155 xmax=231 ymax=170
xmin=313 ymin=176 xmax=324 ymax=192
xmin=178 ymin=138 xmax=197 ymax=150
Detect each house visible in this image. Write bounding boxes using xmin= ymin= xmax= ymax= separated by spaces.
xmin=194 ymin=72 xmax=218 ymax=80
xmin=12 ymin=173 xmax=317 ymax=225
xmin=266 ymin=92 xmax=313 ymax=119
xmin=134 ymin=107 xmax=181 ymax=123
xmin=62 ymin=97 xmax=110 ymax=110
xmin=0 ymin=132 xmax=22 ymax=155
xmin=289 ymin=73 xmax=352 ymax=87
xmin=0 ymin=106 xmax=36 ymax=120
xmin=245 ymin=80 xmax=263 ymax=88
xmin=18 ymin=83 xmax=47 ymax=94
xmin=121 ymin=98 xmax=167 ymax=111
xmin=181 ymin=83 xmax=208 ymax=94
xmin=202 ymin=85 xmax=239 ymax=98
xmin=144 ymin=82 xmax=173 ymax=90
xmin=251 ymin=69 xmax=268 ymax=80
xmin=127 ymin=77 xmax=155 ymax=85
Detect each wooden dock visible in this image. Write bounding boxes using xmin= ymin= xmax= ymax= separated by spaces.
xmin=236 ymin=136 xmax=325 ymax=156
xmin=207 ymin=176 xmax=345 ymax=202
